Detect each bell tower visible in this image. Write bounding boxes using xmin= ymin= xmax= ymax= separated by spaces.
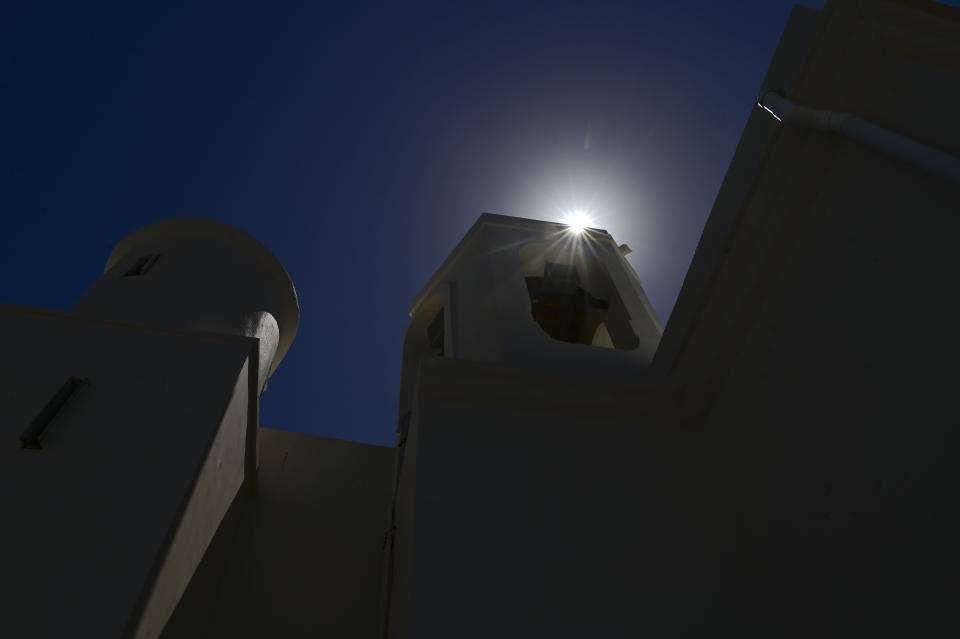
xmin=386 ymin=213 xmax=662 ymax=637
xmin=397 ymin=213 xmax=662 ymax=420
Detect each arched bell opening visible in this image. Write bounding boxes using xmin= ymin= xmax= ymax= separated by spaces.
xmin=520 ymin=240 xmax=639 ymax=350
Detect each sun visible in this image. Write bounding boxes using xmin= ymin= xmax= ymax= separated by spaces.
xmin=561 ymin=210 xmax=594 ymax=234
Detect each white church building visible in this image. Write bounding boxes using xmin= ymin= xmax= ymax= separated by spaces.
xmin=2 ymin=0 xmax=959 ymax=636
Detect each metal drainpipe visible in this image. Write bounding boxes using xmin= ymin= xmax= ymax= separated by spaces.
xmin=757 ymin=90 xmax=960 ymax=186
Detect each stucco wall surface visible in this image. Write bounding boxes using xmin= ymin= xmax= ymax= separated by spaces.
xmin=160 ymin=427 xmax=395 ymax=639
xmin=399 ymin=239 xmax=960 ymax=635
xmin=401 ymin=388 xmax=667 ymax=637
xmin=71 ymin=218 xmax=297 ymax=380
xmin=133 ymin=359 xmax=251 ymax=639
xmin=391 ymin=1 xmax=960 ymax=635
xmin=0 ymin=305 xmax=252 ymax=639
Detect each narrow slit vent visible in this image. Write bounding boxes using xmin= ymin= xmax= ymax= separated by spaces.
xmin=123 ymin=253 xmax=159 ymax=277
xmin=20 ymin=377 xmax=84 ymax=449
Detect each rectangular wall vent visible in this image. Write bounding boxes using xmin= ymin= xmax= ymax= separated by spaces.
xmin=20 ymin=377 xmax=84 ymax=449
xmin=123 ymin=253 xmax=160 ymax=277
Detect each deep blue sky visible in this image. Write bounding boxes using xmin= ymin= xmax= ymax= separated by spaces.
xmin=1 ymin=0 xmax=831 ymax=445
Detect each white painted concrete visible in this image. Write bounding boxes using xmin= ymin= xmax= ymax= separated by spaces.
xmin=398 ymin=214 xmax=664 ymax=422
xmin=6 ymin=3 xmax=960 ymax=637
xmin=160 ymin=428 xmax=395 ymax=639
xmin=132 ymin=359 xmax=250 ymax=639
xmin=71 ymin=218 xmax=297 ymax=381
xmin=386 ymin=2 xmax=960 ymax=636
xmin=0 ymin=305 xmax=253 ymax=638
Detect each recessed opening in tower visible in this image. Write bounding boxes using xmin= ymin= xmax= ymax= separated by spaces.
xmin=123 ymin=253 xmax=159 ymax=277
xmin=525 ymin=262 xmax=610 ymax=346
xmin=426 ymin=307 xmax=445 ymax=357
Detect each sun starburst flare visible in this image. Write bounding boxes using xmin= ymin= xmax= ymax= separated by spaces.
xmin=561 ymin=210 xmax=594 ymax=234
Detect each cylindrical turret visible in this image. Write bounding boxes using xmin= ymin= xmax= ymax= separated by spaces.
xmin=71 ymin=218 xmax=299 ymax=384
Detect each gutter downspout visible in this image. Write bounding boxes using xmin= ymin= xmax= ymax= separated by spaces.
xmin=758 ymin=91 xmax=960 ymax=186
